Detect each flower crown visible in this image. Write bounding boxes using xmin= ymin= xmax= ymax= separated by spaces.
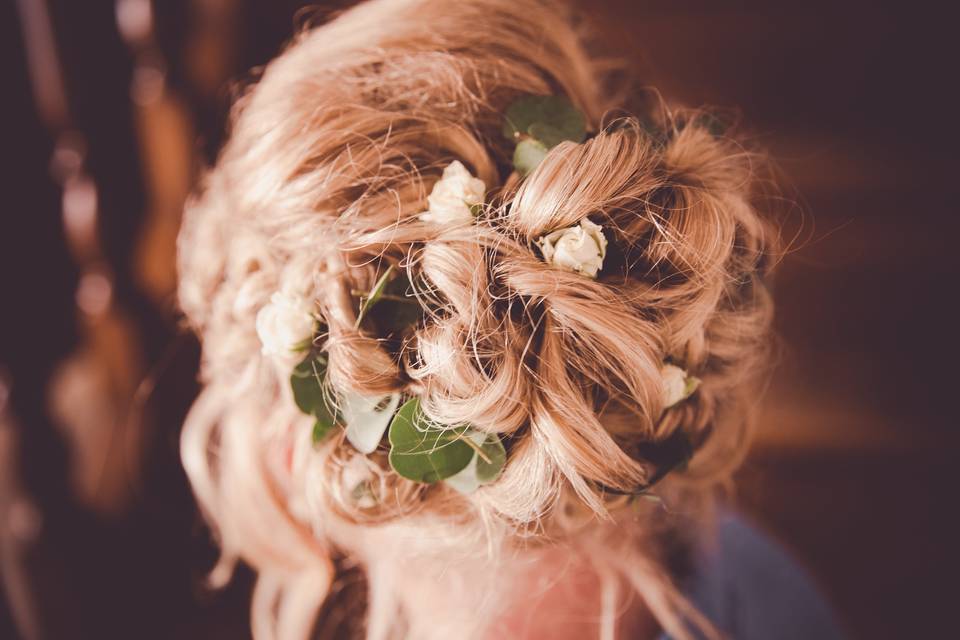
xmin=256 ymin=96 xmax=703 ymax=502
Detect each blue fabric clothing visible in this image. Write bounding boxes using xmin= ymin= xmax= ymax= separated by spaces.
xmin=658 ymin=512 xmax=846 ymax=639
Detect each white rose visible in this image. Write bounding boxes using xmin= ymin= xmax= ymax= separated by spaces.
xmin=660 ymin=363 xmax=700 ymax=409
xmin=420 ymin=160 xmax=485 ymax=224
xmin=255 ymin=290 xmax=316 ymax=356
xmin=536 ymin=218 xmax=608 ymax=278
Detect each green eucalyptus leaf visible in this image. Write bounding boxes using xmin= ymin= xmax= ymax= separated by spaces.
xmin=475 ymin=434 xmax=506 ymax=484
xmin=388 ymin=398 xmax=474 ymax=483
xmin=291 ymin=353 xmax=339 ymax=423
xmin=342 ymin=392 xmax=401 ymax=454
xmin=356 ymin=264 xmax=395 ymax=328
xmin=291 ymin=353 xmax=340 ymax=431
xmin=290 ymin=354 xmax=322 ymax=415
xmin=444 ymin=431 xmax=506 ymax=494
xmin=312 ymin=419 xmax=335 ymax=444
xmin=314 ymin=399 xmax=339 ymax=432
xmin=513 ymin=139 xmax=549 ymax=176
xmin=527 ymin=122 xmax=570 ymax=149
xmin=502 ymin=95 xmax=586 ymax=146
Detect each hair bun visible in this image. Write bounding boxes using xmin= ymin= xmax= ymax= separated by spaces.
xmin=176 ymin=1 xmax=778 ymax=637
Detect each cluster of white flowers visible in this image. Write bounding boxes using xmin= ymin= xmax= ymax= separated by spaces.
xmin=420 ymin=161 xmax=609 ymax=279
xmin=251 ymin=160 xmax=611 ymax=364
xmin=536 ymin=218 xmax=608 ymax=278
xmin=419 ymin=160 xmax=486 ymax=224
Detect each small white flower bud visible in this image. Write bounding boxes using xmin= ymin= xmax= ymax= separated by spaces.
xmin=660 ymin=363 xmax=700 ymax=408
xmin=419 ymin=161 xmax=485 ymax=224
xmin=536 ymin=218 xmax=608 ymax=278
xmin=255 ymin=291 xmax=316 ymax=357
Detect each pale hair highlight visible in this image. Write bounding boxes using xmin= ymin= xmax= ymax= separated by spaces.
xmin=176 ymin=0 xmax=778 ymax=638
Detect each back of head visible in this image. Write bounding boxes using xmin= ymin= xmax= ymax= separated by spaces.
xmin=177 ymin=0 xmax=778 ymax=637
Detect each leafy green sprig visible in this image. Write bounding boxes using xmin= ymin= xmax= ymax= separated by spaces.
xmin=290 ymin=266 xmax=506 ymax=493
xmin=502 ymin=95 xmax=587 ymax=175
xmin=387 ymin=398 xmax=505 ymax=491
xmin=353 ymin=264 xmax=422 ymax=333
xmin=291 ymin=351 xmax=340 ymax=444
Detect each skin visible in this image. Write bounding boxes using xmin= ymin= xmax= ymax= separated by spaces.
xmin=493 ymin=545 xmax=660 ymax=640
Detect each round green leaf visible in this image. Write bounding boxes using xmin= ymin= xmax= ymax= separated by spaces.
xmin=513 ymin=139 xmax=549 ymax=176
xmin=291 ymin=353 xmax=325 ymax=414
xmin=502 ymin=95 xmax=586 ymax=146
xmin=387 ymin=399 xmax=474 ymax=483
xmin=313 ymin=395 xmax=339 ymax=432
xmin=444 ymin=432 xmax=506 ymax=494
xmin=291 ymin=353 xmax=339 ymax=426
xmin=527 ymin=122 xmax=569 ymax=149
xmin=475 ymin=435 xmax=506 ymax=484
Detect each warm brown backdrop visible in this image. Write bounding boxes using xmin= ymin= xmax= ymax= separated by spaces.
xmin=595 ymin=2 xmax=959 ymax=638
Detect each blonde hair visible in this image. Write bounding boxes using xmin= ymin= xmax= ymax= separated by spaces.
xmin=176 ymin=0 xmax=778 ymax=638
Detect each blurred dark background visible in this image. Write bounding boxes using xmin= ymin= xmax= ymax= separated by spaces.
xmin=0 ymin=1 xmax=956 ymax=638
